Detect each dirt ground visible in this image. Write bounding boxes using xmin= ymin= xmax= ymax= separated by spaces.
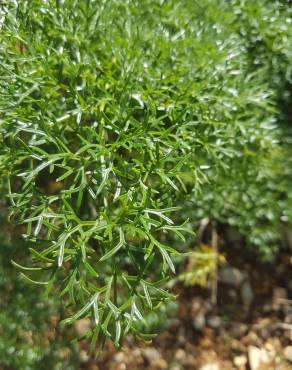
xmin=76 ymin=247 xmax=292 ymax=370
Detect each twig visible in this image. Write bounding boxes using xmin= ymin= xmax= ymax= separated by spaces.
xmin=211 ymin=220 xmax=218 ymax=306
xmin=197 ymin=217 xmax=210 ymax=242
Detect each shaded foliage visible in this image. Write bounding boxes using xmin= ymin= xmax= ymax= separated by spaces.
xmin=0 ymin=213 xmax=78 ymax=369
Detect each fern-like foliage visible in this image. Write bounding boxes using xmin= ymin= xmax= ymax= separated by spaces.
xmin=1 ymin=0 xmax=292 ymax=347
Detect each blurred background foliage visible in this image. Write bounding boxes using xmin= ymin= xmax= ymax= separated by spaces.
xmin=0 ymin=211 xmax=78 ymax=369
xmin=0 ymin=0 xmax=292 ymax=367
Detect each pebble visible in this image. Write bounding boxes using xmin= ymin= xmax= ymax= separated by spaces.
xmin=230 ymin=322 xmax=248 ymax=338
xmin=199 ymin=363 xmax=219 ymax=370
xmin=284 ymin=346 xmax=292 ymax=362
xmin=256 ymin=317 xmax=274 ymax=340
xmin=234 ymin=355 xmax=247 ymax=367
xmin=193 ymin=312 xmax=206 ymax=331
xmin=74 ymin=318 xmax=91 ymax=338
xmin=191 ymin=298 xmax=203 ymax=313
xmin=272 ymin=287 xmax=288 ymax=306
xmin=228 ymin=289 xmax=237 ymax=300
xmin=79 ymin=349 xmax=90 ymax=363
xmin=152 ymin=358 xmax=168 ymax=369
xmin=174 ymin=348 xmax=186 ymax=361
xmin=169 ymin=366 xmax=181 ymax=370
xmin=241 ymin=280 xmax=254 ymax=309
xmin=248 ymin=346 xmax=269 ymax=370
xmin=142 ymin=347 xmax=162 ymax=363
xmin=219 ymin=266 xmax=245 ymax=287
xmin=206 ymin=315 xmax=222 ymax=329
xmin=178 ymin=327 xmax=187 ymax=345
xmin=114 ymin=352 xmax=127 ymax=363
xmin=88 ymin=366 xmax=99 ymax=370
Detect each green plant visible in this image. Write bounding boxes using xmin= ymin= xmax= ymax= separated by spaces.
xmin=0 ymin=212 xmax=78 ymax=370
xmin=1 ymin=0 xmax=292 ymax=348
xmin=180 ymin=244 xmax=225 ymax=288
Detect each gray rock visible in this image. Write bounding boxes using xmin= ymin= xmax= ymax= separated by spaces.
xmin=241 ymin=281 xmax=254 ymax=309
xmin=206 ymin=315 xmax=222 ymax=329
xmin=228 ymin=289 xmax=237 ymax=300
xmin=142 ymin=347 xmax=161 ymax=363
xmin=230 ymin=322 xmax=248 ymax=338
xmin=219 ymin=266 xmax=245 ymax=287
xmin=192 ymin=312 xmax=206 ymax=331
xmin=177 ymin=327 xmax=186 ymax=345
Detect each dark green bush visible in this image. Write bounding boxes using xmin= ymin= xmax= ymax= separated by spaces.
xmin=0 ymin=213 xmax=78 ymax=370
xmin=1 ymin=0 xmax=291 ymax=346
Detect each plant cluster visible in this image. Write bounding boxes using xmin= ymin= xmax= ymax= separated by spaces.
xmin=1 ymin=0 xmax=292 ymax=347
xmin=0 ymin=212 xmax=78 ymax=370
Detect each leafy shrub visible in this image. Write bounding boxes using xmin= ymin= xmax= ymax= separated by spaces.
xmin=183 ymin=0 xmax=292 ymax=258
xmin=1 ymin=0 xmax=292 ymax=346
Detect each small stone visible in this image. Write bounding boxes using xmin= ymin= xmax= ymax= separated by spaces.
xmin=174 ymin=348 xmax=186 ymax=361
xmin=201 ymin=335 xmax=214 ymax=349
xmin=256 ymin=317 xmax=273 ymax=340
xmin=243 ymin=331 xmax=261 ymax=347
xmin=115 ymin=364 xmax=126 ymax=370
xmin=241 ymin=281 xmax=254 ymax=309
xmin=272 ymin=287 xmax=287 ymax=306
xmin=284 ymin=346 xmax=292 ymax=362
xmin=191 ymin=298 xmax=203 ymax=313
xmin=177 ymin=327 xmax=186 ymax=345
xmin=248 ymin=346 xmax=269 ymax=370
xmin=79 ymin=349 xmax=90 ymax=363
xmin=206 ymin=315 xmax=221 ymax=329
xmin=114 ymin=352 xmax=127 ymax=363
xmin=234 ymin=355 xmax=247 ymax=368
xmin=230 ymin=323 xmax=248 ymax=338
xmin=131 ymin=348 xmax=142 ymax=357
xmin=49 ymin=315 xmax=59 ymax=326
xmin=142 ymin=347 xmax=161 ymax=363
xmin=231 ymin=339 xmax=246 ymax=353
xmin=199 ymin=363 xmax=219 ymax=370
xmin=169 ymin=366 xmax=181 ymax=370
xmin=89 ymin=366 xmax=99 ymax=370
xmin=74 ymin=318 xmax=91 ymax=338
xmin=248 ymin=346 xmax=261 ymax=370
xmin=264 ymin=341 xmax=276 ymax=360
xmin=152 ymin=358 xmax=168 ymax=369
xmin=192 ymin=312 xmax=206 ymax=331
xmin=219 ymin=266 xmax=244 ymax=287
xmin=59 ymin=347 xmax=71 ymax=360
xmin=228 ymin=289 xmax=237 ymax=300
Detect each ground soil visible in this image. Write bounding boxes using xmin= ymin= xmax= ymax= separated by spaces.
xmin=78 ymin=246 xmax=292 ymax=370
